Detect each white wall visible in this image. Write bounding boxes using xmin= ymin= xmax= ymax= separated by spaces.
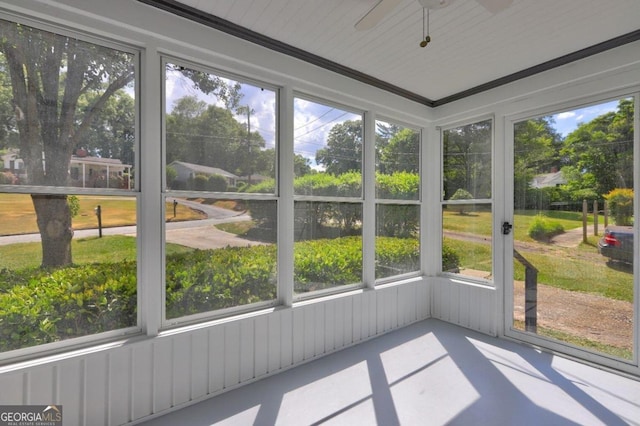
xmin=429 ymin=40 xmax=640 ymax=355
xmin=0 ymin=281 xmax=429 ymax=425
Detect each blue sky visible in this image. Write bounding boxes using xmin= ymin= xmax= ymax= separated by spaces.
xmin=165 ymin=66 xmax=359 ymax=170
xmin=551 ymin=99 xmax=620 ymax=137
xmin=166 ymin=66 xmax=626 ymax=167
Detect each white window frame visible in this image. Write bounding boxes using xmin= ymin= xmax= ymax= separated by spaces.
xmin=502 ymin=91 xmax=640 ymax=373
xmin=160 ymin=56 xmax=281 ymax=328
xmin=373 ymin=117 xmax=423 ymax=285
xmin=0 ymin=14 xmax=142 ymax=363
xmin=438 ymin=115 xmax=495 ymax=287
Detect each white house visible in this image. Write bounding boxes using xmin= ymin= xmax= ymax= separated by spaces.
xmin=69 ymin=155 xmax=132 ymax=189
xmin=2 ymin=149 xmax=131 ymax=188
xmin=531 ymin=170 xmax=567 ymax=188
xmin=1 ymin=149 xmax=24 ymax=176
xmin=168 ymin=160 xmax=239 ymax=187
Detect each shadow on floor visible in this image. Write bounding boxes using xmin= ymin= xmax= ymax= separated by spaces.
xmin=139 ymin=319 xmax=639 ymax=425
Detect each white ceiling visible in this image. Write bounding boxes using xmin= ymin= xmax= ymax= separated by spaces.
xmin=152 ymin=0 xmax=640 ymax=104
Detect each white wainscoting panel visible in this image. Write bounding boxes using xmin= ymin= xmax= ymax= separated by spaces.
xmin=0 ymin=279 xmax=429 ymax=425
xmin=429 ymin=277 xmax=497 ymax=336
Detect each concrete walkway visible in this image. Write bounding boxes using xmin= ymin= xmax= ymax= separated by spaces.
xmin=0 ymin=199 xmax=259 ymax=250
xmin=550 ymin=224 xmax=599 ymax=248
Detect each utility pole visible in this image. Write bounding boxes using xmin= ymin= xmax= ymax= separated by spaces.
xmin=237 ymin=105 xmax=255 ymax=185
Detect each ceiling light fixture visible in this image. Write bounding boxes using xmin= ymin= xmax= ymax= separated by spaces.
xmin=419 ymin=7 xmax=431 ymax=48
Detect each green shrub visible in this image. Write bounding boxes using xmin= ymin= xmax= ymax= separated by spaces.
xmin=528 ymin=215 xmax=564 ymax=241
xmin=166 ymin=245 xmax=277 ymax=318
xmin=67 ymin=195 xmax=80 ymax=218
xmin=207 ymin=174 xmax=228 ymax=192
xmin=0 ymin=171 xmax=18 ymax=185
xmin=376 ymin=204 xmax=418 ymax=239
xmin=245 ymin=172 xmax=420 ymax=238
xmin=0 ymin=262 xmax=136 ymax=352
xmin=442 ymin=242 xmax=461 ymax=272
xmin=450 ymin=188 xmax=473 ymax=215
xmin=0 ymin=236 xmax=461 ymax=350
xmin=376 ymin=237 xmax=419 ymax=278
xmin=294 ymin=236 xmax=363 ymax=291
xmin=605 ymin=188 xmax=634 ymax=226
xmin=166 ymin=165 xmax=177 ymax=188
xmin=188 ymin=174 xmax=209 ymax=191
xmin=376 ymin=172 xmax=419 ymax=199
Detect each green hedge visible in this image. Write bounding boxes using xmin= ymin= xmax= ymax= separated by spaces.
xmin=245 ymin=172 xmax=420 ymax=238
xmin=0 ymin=237 xmax=459 ymax=351
xmin=0 ymin=262 xmax=136 ymax=352
xmin=166 ymin=244 xmax=278 ymax=318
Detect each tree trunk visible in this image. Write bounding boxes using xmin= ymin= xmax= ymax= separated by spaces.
xmin=31 ymin=194 xmax=74 ymax=267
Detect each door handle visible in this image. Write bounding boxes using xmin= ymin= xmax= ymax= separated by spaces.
xmin=502 ymin=221 xmax=513 ymax=235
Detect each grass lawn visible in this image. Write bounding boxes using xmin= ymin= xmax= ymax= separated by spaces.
xmin=0 ymin=194 xmax=204 ymax=235
xmin=0 ymin=235 xmax=193 ymax=270
xmin=444 ymin=237 xmax=492 ymax=271
xmin=215 ymin=221 xmax=255 ymax=235
xmin=443 ymin=208 xmax=606 ymax=242
xmin=445 ymin=236 xmax=633 ymax=302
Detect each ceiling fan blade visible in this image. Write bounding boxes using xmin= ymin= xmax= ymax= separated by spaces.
xmin=476 ymin=0 xmax=513 ymax=14
xmin=355 ymin=0 xmax=402 ymax=31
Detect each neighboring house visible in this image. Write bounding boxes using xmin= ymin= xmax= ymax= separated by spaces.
xmin=1 ymin=149 xmax=25 ymax=179
xmin=169 ymin=160 xmax=239 ymax=187
xmin=69 ymin=154 xmax=132 ymax=189
xmin=531 ymin=170 xmax=566 ymax=188
xmin=2 ymin=149 xmax=131 ymax=188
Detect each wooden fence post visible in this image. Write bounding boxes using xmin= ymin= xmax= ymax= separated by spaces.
xmin=582 ymin=199 xmax=588 ymax=243
xmin=593 ymin=199 xmax=598 ymax=236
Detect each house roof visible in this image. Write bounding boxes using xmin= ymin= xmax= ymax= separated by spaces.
xmin=170 ymin=161 xmax=239 ymax=179
xmin=71 ymin=156 xmax=131 ymax=168
xmin=531 ymin=171 xmax=566 ymax=189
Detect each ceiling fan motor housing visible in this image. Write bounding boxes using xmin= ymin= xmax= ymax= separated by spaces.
xmin=418 ymin=0 xmax=455 ymax=9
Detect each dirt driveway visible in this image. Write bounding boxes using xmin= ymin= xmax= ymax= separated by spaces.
xmin=512 ymin=281 xmax=633 ymax=351
xmin=457 ymin=225 xmax=633 ymax=352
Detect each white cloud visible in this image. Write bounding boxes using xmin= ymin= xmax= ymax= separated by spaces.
xmin=555 ymin=111 xmax=576 ymax=120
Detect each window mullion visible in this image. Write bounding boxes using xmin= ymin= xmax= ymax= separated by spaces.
xmin=140 ymin=44 xmax=163 ymax=336
xmin=363 ymin=111 xmax=376 ymax=288
xmin=279 ymin=85 xmax=295 ymax=307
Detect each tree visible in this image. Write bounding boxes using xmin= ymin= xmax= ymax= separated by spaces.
xmin=375 ymin=121 xmax=402 ymax=172
xmin=0 ymin=23 xmax=240 ymax=267
xmin=165 ymin=96 xmax=266 ymax=177
xmin=0 ymin=21 xmax=136 ymax=267
xmin=513 ymin=117 xmax=563 ymax=209
xmin=315 ymin=120 xmax=362 ymax=175
xmin=378 ymin=128 xmax=419 ymax=174
xmin=442 ymin=120 xmax=492 ymax=199
xmin=0 ymin=65 xmax=18 ymax=149
xmin=81 ymin=90 xmax=135 ymax=166
xmin=561 ymin=99 xmax=634 ymax=197
xmin=294 ymin=153 xmax=312 ymax=177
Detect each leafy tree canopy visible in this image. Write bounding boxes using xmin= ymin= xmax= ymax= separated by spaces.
xmin=316 ymin=120 xmax=362 ymax=175
xmin=561 ymin=99 xmax=634 ymax=196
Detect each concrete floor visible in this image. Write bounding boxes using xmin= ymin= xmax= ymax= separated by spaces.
xmin=140 ymin=319 xmax=640 ymax=425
